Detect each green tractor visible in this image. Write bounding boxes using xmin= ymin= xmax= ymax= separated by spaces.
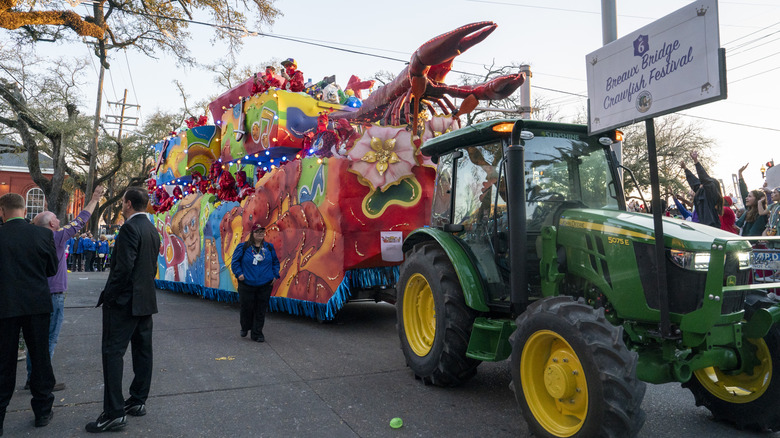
xmin=396 ymin=118 xmax=780 ymax=437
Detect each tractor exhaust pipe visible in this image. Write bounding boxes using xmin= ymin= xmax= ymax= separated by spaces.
xmin=506 ymin=121 xmax=527 ymax=316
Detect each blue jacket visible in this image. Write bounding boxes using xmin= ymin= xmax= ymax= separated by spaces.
xmin=97 ymin=240 xmax=110 ymax=254
xmin=66 ymin=237 xmax=75 ymax=253
xmin=231 ymin=241 xmax=280 ymax=287
xmin=82 ymin=238 xmax=96 ymax=252
xmin=73 ymin=237 xmax=84 ymax=254
xmin=673 ymin=197 xmax=692 ymax=220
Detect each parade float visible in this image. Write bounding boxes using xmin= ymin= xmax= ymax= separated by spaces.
xmin=149 ymin=21 xmax=525 ymax=320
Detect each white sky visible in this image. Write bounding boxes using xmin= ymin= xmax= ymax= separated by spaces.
xmin=22 ymin=0 xmax=780 ymax=194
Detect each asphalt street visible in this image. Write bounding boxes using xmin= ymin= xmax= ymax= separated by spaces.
xmin=4 ymin=271 xmax=778 ymax=437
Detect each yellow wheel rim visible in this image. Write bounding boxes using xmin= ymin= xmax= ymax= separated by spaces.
xmin=521 ymin=330 xmax=588 ymax=437
xmin=403 ymin=273 xmax=436 ymax=357
xmin=694 ymin=338 xmax=772 ymax=403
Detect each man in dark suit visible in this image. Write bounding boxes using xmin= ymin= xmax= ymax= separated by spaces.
xmin=86 ymin=187 xmax=161 ymax=433
xmin=0 ymin=193 xmax=58 ymax=435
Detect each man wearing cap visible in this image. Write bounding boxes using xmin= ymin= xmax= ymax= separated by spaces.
xmin=231 ymin=224 xmax=280 ymax=342
xmin=281 ymin=58 xmax=305 ymax=93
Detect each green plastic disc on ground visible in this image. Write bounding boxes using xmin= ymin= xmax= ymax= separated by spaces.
xmin=390 ymin=417 xmax=403 ymax=429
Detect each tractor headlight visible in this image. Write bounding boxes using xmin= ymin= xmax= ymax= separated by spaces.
xmin=736 ymin=251 xmax=751 ymax=270
xmin=669 ymin=250 xmax=710 ymax=271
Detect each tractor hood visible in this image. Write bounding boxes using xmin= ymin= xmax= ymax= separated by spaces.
xmin=557 ymin=208 xmax=752 ymax=253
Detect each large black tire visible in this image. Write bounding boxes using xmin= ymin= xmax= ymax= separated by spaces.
xmin=683 ymin=320 xmax=780 ymax=431
xmin=510 ymin=296 xmax=646 ymax=438
xmin=396 ymin=242 xmax=480 ymax=386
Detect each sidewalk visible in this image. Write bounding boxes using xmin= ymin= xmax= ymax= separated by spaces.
xmin=5 ymin=271 xmax=523 ymax=437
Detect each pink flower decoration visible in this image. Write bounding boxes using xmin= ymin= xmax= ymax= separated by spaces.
xmin=348 ymin=126 xmax=417 ymax=191
xmin=418 ymin=115 xmax=460 ymax=166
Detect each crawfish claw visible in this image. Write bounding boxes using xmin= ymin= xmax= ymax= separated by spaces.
xmin=411 ymin=21 xmax=497 ymax=76
xmin=478 ymin=73 xmax=526 ymax=100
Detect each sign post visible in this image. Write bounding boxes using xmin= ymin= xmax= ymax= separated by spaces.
xmin=586 ymin=0 xmax=726 ymax=338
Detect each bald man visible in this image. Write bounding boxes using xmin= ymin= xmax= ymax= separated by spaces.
xmin=26 ymin=186 xmax=105 ymax=391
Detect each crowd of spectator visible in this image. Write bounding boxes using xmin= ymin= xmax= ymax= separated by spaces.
xmin=628 ymin=154 xmax=778 ymax=240
xmin=66 ymin=232 xmax=114 ymax=272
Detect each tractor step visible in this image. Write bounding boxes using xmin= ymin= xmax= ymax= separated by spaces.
xmin=466 ymin=317 xmax=516 ymax=362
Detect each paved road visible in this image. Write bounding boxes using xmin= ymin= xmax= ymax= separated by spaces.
xmin=4 ymin=272 xmax=777 ymax=437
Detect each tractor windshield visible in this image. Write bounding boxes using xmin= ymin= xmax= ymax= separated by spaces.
xmin=524 ymin=134 xmax=620 ymax=232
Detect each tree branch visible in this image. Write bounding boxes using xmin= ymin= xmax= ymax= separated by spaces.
xmin=0 ymin=9 xmax=106 ymax=38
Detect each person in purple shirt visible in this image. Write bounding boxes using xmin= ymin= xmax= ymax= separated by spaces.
xmin=26 ymin=186 xmax=105 ymax=391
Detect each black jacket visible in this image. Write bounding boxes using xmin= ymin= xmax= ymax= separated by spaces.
xmin=98 ymin=213 xmax=161 ymax=316
xmin=0 ymin=218 xmax=58 ymax=319
xmin=684 ymin=162 xmax=722 ymax=228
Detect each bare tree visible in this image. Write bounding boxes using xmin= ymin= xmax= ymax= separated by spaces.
xmin=0 ymin=52 xmax=91 ymax=220
xmin=2 ymin=0 xmax=282 ymax=227
xmin=619 ymin=115 xmax=716 ymax=198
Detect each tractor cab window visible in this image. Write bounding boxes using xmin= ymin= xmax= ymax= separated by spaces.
xmin=431 ymin=153 xmax=454 ymax=228
xmin=451 ymin=143 xmax=507 ymax=304
xmin=525 ymin=135 xmax=618 ymax=232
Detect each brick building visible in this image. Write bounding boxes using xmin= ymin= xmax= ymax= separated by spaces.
xmin=0 ymin=138 xmax=84 ymax=220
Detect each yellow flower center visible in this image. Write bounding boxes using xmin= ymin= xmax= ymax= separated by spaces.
xmin=362 ymin=136 xmax=400 ymax=175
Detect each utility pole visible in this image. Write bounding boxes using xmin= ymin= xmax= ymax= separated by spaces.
xmin=105 ymin=89 xmax=140 ymax=140
xmin=87 ymin=58 xmax=105 ymax=206
xmin=519 ymin=65 xmax=533 ymax=119
xmin=601 ymin=0 xmax=620 ymax=164
xmin=601 ymin=0 xmax=617 ymax=45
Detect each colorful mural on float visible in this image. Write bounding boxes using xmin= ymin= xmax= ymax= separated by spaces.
xmin=149 ymin=21 xmax=525 ymax=320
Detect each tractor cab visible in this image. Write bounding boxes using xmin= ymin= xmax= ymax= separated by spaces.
xmin=424 ymin=119 xmax=624 ymax=310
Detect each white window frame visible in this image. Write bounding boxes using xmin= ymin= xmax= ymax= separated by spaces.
xmin=26 ymin=187 xmax=45 ymax=221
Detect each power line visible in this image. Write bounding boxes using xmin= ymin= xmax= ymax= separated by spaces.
xmin=123 ymin=49 xmax=141 ymax=120
xmin=728 ymin=35 xmax=780 ymax=56
xmin=727 ymin=29 xmax=780 ymax=52
xmin=731 ymin=64 xmax=780 ymax=83
xmin=723 ymin=21 xmax=780 ymax=46
xmin=76 ymin=2 xmax=779 ymax=134
xmin=679 ymin=113 xmax=780 ymax=132
xmin=463 ymin=0 xmax=654 ymax=19
xmin=730 ymin=50 xmax=780 ymax=70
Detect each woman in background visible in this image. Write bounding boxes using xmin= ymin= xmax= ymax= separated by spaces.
xmin=231 ymin=224 xmax=280 ymax=343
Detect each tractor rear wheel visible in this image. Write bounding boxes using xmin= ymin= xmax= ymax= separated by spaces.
xmin=396 ymin=242 xmax=480 ymax=386
xmin=683 ymin=323 xmax=780 ymax=431
xmin=510 ymin=296 xmax=646 ymax=438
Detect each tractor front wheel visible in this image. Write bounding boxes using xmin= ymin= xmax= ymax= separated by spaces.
xmin=396 ymin=242 xmax=480 ymax=386
xmin=683 ymin=323 xmax=780 ymax=431
xmin=510 ymin=296 xmax=646 ymax=438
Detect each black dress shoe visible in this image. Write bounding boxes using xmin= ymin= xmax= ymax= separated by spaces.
xmin=35 ymin=410 xmax=54 ymax=427
xmin=52 ymin=382 xmax=65 ymax=392
xmin=124 ymin=401 xmax=146 ymax=417
xmin=252 ymin=334 xmax=265 ymax=342
xmin=240 ymin=330 xmax=248 ymax=338
xmin=85 ymin=413 xmax=127 ymax=433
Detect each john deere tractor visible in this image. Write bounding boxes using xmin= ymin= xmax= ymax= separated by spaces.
xmin=396 ymin=119 xmax=780 ymax=437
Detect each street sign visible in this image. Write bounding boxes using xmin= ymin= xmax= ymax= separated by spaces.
xmin=586 ymin=0 xmax=725 ymax=135
xmin=752 ymin=250 xmax=780 ymax=272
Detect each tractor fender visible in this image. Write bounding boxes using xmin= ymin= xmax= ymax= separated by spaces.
xmin=402 ymin=228 xmax=489 ymax=312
